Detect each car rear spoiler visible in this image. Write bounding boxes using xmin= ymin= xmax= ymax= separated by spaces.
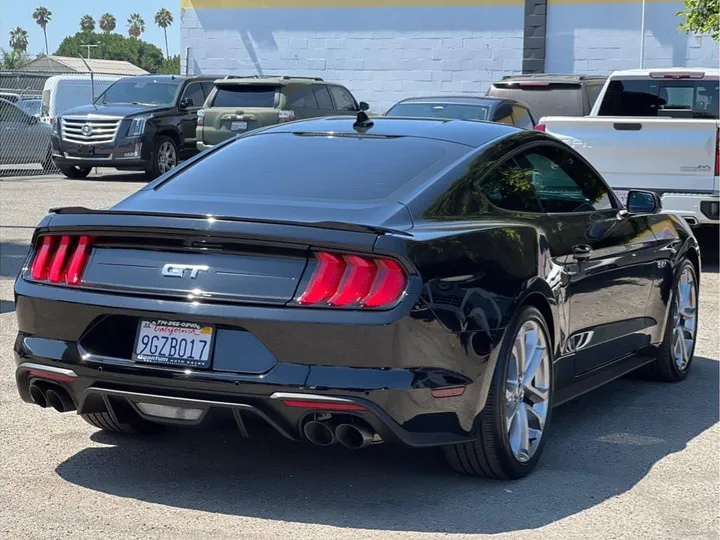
xmin=47 ymin=206 xmax=412 ymax=236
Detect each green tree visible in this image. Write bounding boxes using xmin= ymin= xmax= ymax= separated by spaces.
xmin=158 ymin=54 xmax=180 ymax=74
xmin=127 ymin=13 xmax=146 ymax=39
xmin=55 ymin=31 xmax=164 ymax=73
xmin=32 ymin=6 xmax=52 ymax=55
xmin=678 ymin=0 xmax=719 ymax=40
xmin=154 ymin=8 xmax=174 ymax=58
xmin=99 ymin=14 xmax=117 ymax=34
xmin=9 ymin=27 xmax=29 ymax=53
xmin=80 ymin=15 xmax=96 ymax=33
xmin=1 ymin=48 xmax=29 ymax=69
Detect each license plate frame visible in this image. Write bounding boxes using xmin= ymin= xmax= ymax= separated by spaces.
xmin=231 ymin=120 xmax=248 ymax=131
xmin=132 ymin=318 xmax=215 ymax=369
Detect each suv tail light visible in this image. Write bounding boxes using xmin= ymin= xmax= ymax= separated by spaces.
xmin=278 ymin=110 xmax=295 ymax=123
xmin=296 ymin=251 xmax=407 ymax=309
xmin=30 ymin=235 xmax=94 ymax=285
xmin=534 ymin=123 xmax=546 ymax=132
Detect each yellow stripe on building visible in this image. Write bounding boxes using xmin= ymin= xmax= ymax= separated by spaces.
xmin=181 ymin=0 xmax=523 ymax=8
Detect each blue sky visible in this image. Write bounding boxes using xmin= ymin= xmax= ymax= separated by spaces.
xmin=0 ymin=0 xmax=181 ymax=57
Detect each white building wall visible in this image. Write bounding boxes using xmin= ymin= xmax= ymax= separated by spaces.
xmin=180 ymin=1 xmax=526 ymax=113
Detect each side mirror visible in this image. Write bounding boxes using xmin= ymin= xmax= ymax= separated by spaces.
xmin=627 ymin=189 xmax=661 ymax=214
xmin=359 ymin=101 xmax=369 ymax=111
xmin=180 ymin=97 xmax=195 ymax=109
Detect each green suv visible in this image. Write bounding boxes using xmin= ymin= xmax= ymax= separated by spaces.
xmin=196 ymin=76 xmax=368 ymax=150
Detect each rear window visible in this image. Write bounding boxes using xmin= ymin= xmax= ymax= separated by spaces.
xmin=598 ymin=78 xmax=719 ymax=118
xmin=385 ymin=102 xmax=489 ymax=121
xmin=488 ymin=83 xmax=584 ymax=118
xmin=161 ymin=133 xmax=466 ymax=202
xmin=211 ymin=85 xmax=279 ymax=108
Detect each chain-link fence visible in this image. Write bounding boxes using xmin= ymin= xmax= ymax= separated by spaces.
xmin=0 ymin=69 xmax=126 ymax=178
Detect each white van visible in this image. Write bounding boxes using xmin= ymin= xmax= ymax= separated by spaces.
xmin=41 ymin=74 xmax=123 ymax=126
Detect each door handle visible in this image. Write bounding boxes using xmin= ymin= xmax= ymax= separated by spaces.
xmin=572 ymin=244 xmax=593 ymax=261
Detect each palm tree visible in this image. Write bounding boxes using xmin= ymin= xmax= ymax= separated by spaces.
xmin=99 ymin=13 xmax=116 ymax=34
xmin=154 ymin=8 xmax=174 ymax=58
xmin=1 ymin=48 xmax=28 ymax=69
xmin=9 ymin=27 xmax=29 ymax=53
xmin=127 ymin=13 xmax=146 ymax=39
xmin=32 ymin=6 xmax=52 ymax=55
xmin=80 ymin=15 xmax=95 ymax=33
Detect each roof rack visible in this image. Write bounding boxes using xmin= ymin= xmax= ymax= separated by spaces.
xmin=500 ymin=73 xmax=606 ymax=81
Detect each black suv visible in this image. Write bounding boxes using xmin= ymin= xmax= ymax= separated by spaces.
xmin=51 ymin=74 xmax=218 ymax=180
xmin=487 ymin=74 xmax=607 ymax=119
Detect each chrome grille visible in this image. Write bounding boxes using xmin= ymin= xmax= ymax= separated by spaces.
xmin=61 ymin=116 xmax=122 ymax=145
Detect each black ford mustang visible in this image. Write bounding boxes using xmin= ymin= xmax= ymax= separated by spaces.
xmin=13 ymin=115 xmax=700 ymax=479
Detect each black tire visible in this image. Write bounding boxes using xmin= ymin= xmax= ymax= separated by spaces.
xmin=81 ymin=411 xmax=162 ymax=434
xmin=443 ymin=306 xmax=554 ymax=479
xmin=59 ymin=165 xmax=92 ymax=179
xmin=639 ymin=259 xmax=698 ymax=382
xmin=145 ymin=135 xmax=179 ymax=180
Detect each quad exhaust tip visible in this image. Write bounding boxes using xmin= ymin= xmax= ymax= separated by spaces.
xmin=29 ymin=383 xmax=48 ymax=408
xmin=303 ymin=420 xmax=338 ymax=446
xmin=335 ymin=423 xmax=374 ymax=450
xmin=28 ymin=381 xmax=76 ymax=412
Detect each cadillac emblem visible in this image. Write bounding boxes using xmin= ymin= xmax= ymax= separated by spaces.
xmin=81 ymin=123 xmax=93 ymax=137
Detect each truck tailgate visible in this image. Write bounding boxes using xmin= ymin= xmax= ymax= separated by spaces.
xmin=542 ymin=117 xmax=719 ymax=193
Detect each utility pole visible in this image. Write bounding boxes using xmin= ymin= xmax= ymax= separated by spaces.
xmin=81 ymin=44 xmax=99 ymax=59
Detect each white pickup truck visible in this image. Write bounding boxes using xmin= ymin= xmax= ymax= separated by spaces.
xmin=536 ymin=68 xmax=719 ymax=227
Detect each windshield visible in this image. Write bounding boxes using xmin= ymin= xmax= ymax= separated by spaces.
xmin=385 ymin=102 xmax=490 ymax=121
xmin=17 ymin=99 xmax=41 ymax=117
xmin=211 ymin=85 xmax=279 ymax=108
xmin=97 ymin=79 xmax=180 ymax=106
xmin=598 ymin=78 xmax=719 ymax=118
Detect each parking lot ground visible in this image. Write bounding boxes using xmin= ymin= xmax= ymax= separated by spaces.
xmin=1 ymin=173 xmax=718 ymax=540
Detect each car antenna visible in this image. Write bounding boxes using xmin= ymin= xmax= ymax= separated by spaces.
xmin=353 ymin=110 xmax=374 ymax=133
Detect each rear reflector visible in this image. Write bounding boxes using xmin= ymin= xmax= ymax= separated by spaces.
xmin=431 ymin=386 xmax=466 ymax=398
xmin=29 ymin=234 xmax=94 ymax=286
xmin=280 ymin=399 xmax=367 ymax=411
xmin=297 ymin=251 xmax=408 ymax=309
xmin=27 ymin=369 xmax=76 ymax=383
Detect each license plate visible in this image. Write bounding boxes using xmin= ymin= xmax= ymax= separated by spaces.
xmin=133 ymin=319 xmax=214 ymax=369
xmin=614 ymin=189 xmax=629 ymax=206
xmin=231 ymin=121 xmax=248 ymax=131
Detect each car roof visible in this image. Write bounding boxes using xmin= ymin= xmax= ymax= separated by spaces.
xmin=391 ymin=95 xmax=516 ymax=107
xmin=493 ymin=73 xmax=607 ymax=84
xmin=212 ymin=75 xmax=326 ymax=86
xmin=119 ymin=74 xmax=223 ymax=83
xmin=609 ymin=67 xmax=720 ymax=77
xmin=257 ymin=116 xmax=520 ymax=148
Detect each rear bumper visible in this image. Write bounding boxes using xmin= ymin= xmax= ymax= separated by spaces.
xmin=13 ymin=279 xmax=499 ymax=446
xmin=660 ymin=192 xmax=720 ymax=226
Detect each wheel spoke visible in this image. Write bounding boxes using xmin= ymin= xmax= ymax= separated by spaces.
xmin=522 ymin=345 xmax=545 ymax=388
xmin=525 ymin=402 xmax=547 ymax=430
xmin=517 ymin=403 xmax=531 ymax=458
xmin=514 ymin=332 xmax=526 ymax=376
xmin=524 ymin=383 xmax=549 ymax=404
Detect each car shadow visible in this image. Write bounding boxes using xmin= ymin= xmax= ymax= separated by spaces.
xmin=55 ymin=356 xmax=718 ymax=534
xmin=696 ymin=228 xmax=719 ymax=273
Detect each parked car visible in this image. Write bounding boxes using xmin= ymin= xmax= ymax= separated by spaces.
xmin=41 ymin=74 xmax=123 ymax=127
xmin=51 ymin=74 xmax=219 ymax=180
xmin=197 ymin=76 xmax=368 ymax=150
xmin=537 ymin=68 xmax=719 ymax=227
xmin=0 ymin=97 xmax=53 ymax=170
xmin=487 ymin=74 xmax=607 ymax=119
xmin=14 ymin=114 xmax=700 ymax=479
xmin=384 ymin=96 xmax=538 ymax=128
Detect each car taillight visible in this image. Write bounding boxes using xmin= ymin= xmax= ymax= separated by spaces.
xmin=278 ymin=110 xmax=295 ymax=123
xmin=534 ymin=123 xmax=546 ymax=132
xmin=296 ymin=251 xmax=408 ymax=309
xmin=715 ymin=128 xmax=719 ymax=177
xmin=29 ymin=235 xmax=94 ymax=286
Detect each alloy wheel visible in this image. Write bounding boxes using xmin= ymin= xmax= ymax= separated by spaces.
xmin=672 ymin=266 xmax=697 ymax=371
xmin=504 ymin=320 xmax=551 ymax=463
xmin=157 ymin=141 xmax=177 ymax=174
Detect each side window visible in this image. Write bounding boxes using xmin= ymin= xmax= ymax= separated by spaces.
xmin=511 ymin=106 xmax=534 ymax=129
xmin=493 ymin=105 xmax=514 ymax=125
xmin=180 ymin=82 xmax=205 ymax=108
xmin=313 ymin=85 xmax=333 ymax=109
xmin=515 ymin=145 xmax=614 ymax=213
xmin=586 ymin=82 xmax=604 ymax=109
xmin=201 ymin=82 xmax=215 ymax=101
xmin=328 ymin=85 xmax=357 ymax=111
xmin=479 ymin=158 xmax=544 ymax=213
xmin=287 ymin=85 xmax=319 ymax=108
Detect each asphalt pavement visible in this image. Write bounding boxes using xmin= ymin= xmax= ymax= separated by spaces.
xmin=1 ymin=172 xmax=718 ymax=540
